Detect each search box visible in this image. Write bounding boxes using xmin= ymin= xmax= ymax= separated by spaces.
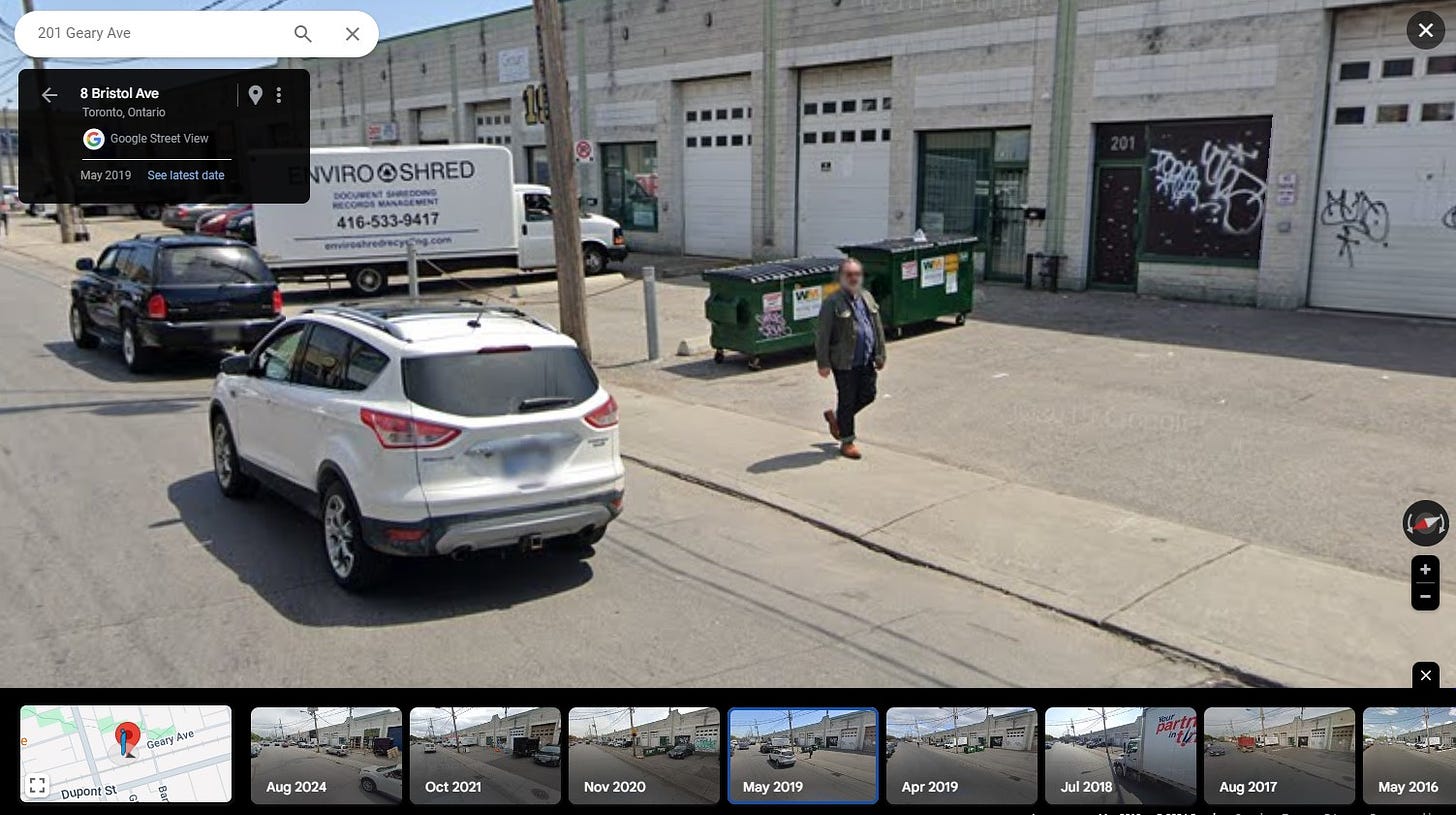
xmin=14 ymin=10 xmax=378 ymax=58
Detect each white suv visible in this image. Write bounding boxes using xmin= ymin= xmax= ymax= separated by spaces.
xmin=208 ymin=300 xmax=624 ymax=590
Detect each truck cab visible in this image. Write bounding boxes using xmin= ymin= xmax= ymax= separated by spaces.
xmin=515 ymin=184 xmax=628 ymax=275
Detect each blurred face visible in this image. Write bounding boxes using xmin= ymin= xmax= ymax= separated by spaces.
xmin=840 ymin=262 xmax=864 ymax=293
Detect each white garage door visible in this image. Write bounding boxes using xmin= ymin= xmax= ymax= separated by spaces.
xmin=1004 ymin=727 xmax=1027 ymax=750
xmin=838 ymin=727 xmax=860 ymax=751
xmin=683 ymin=76 xmax=753 ymax=258
xmin=1309 ymin=727 xmax=1328 ymax=750
xmin=416 ymin=106 xmax=451 ymax=144
xmin=473 ymin=102 xmax=512 ymax=147
xmin=1309 ymin=2 xmax=1456 ymax=317
xmin=797 ymin=62 xmax=892 ymax=256
xmin=692 ymin=724 xmax=719 ymax=749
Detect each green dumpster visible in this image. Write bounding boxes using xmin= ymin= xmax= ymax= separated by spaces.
xmin=703 ymin=257 xmax=843 ymax=369
xmin=841 ymin=236 xmax=978 ymax=335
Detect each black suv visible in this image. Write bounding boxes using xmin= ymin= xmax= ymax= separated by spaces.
xmin=69 ymin=235 xmax=284 ymax=372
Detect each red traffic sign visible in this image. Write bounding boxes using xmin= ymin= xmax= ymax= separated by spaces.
xmin=574 ymin=139 xmax=596 ymax=163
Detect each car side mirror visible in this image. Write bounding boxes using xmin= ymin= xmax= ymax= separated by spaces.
xmin=75 ymin=258 xmax=94 ymax=272
xmin=219 ymin=353 xmax=252 ymax=376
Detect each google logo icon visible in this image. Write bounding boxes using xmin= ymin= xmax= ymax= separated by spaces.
xmin=82 ymin=128 xmax=105 ymax=150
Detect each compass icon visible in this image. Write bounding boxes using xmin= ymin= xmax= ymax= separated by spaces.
xmin=1404 ymin=500 xmax=1448 ymax=546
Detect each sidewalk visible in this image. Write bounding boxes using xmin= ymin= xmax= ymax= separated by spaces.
xmin=614 ymin=384 xmax=1451 ymax=688
xmin=437 ymin=749 xmax=556 ymax=803
xmin=1261 ymin=747 xmax=1357 ymax=785
xmin=592 ymin=745 xmax=719 ymax=801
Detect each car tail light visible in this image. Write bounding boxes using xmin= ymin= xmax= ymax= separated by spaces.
xmin=359 ymin=408 xmax=460 ymax=449
xmin=271 ymin=289 xmax=283 ymax=315
xmin=584 ymin=394 xmax=619 ymax=429
xmin=146 ymin=293 xmax=167 ymax=319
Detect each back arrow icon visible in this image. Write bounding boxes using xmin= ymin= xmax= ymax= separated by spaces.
xmin=41 ymin=87 xmax=57 ymax=103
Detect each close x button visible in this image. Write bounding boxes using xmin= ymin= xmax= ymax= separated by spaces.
xmin=1413 ymin=554 xmax=1440 ymax=611
xmin=1414 ymin=661 xmax=1440 ymax=689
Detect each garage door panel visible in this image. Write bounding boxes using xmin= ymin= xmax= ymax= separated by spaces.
xmin=797 ymin=63 xmax=892 ymax=257
xmin=684 ymin=76 xmax=753 ymax=258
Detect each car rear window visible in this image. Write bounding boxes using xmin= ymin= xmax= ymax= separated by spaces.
xmin=403 ymin=347 xmax=598 ymax=417
xmin=158 ymin=245 xmax=273 ymax=285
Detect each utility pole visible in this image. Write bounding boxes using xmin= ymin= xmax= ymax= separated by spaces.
xmin=531 ymin=0 xmax=590 ymax=357
xmin=628 ymin=707 xmax=638 ymax=758
xmin=1425 ymin=707 xmax=1432 ymax=753
xmin=450 ymin=708 xmax=461 ymax=752
xmin=346 ymin=707 xmax=352 ymax=751
xmin=953 ymin=708 xmax=960 ymax=745
xmin=985 ymin=708 xmax=993 ymax=749
xmin=1259 ymin=707 xmax=1267 ymax=747
xmin=308 ymin=708 xmax=320 ymax=753
xmin=787 ymin=710 xmax=794 ymax=748
xmin=1294 ymin=707 xmax=1302 ymax=749
xmin=21 ymin=0 xmax=76 ymax=243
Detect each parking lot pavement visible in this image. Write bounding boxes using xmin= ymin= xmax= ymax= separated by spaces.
xmin=408 ymin=744 xmax=559 ymax=805
xmin=568 ymin=743 xmax=716 ymax=805
xmin=249 ymin=747 xmax=397 ymax=805
xmin=885 ymin=742 xmax=1037 ymax=804
xmin=1203 ymin=747 xmax=1356 ymax=805
xmin=1043 ymin=744 xmax=1185 ymax=806
xmin=728 ymin=749 xmax=876 ymax=803
xmin=1364 ymin=745 xmax=1456 ymax=804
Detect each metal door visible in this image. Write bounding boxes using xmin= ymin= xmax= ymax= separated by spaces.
xmin=989 ymin=167 xmax=1028 ymax=281
xmin=1090 ymin=165 xmax=1142 ymax=288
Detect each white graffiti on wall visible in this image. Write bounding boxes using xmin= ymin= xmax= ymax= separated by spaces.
xmin=1149 ymin=141 xmax=1268 ymax=236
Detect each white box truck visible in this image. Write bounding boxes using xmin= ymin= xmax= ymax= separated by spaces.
xmin=253 ymin=144 xmax=627 ymax=296
xmin=1419 ymin=736 xmax=1443 ymax=750
xmin=1111 ymin=709 xmax=1197 ymax=800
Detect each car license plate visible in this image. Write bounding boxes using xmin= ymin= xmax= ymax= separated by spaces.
xmin=502 ymin=444 xmax=554 ymax=479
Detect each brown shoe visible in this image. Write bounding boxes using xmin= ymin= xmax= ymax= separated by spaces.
xmin=823 ymin=409 xmax=841 ymax=440
xmin=840 ymin=442 xmax=862 ymax=460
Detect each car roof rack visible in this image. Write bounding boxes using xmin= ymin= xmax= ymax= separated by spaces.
xmin=302 ymin=305 xmax=411 ymax=341
xmin=333 ymin=298 xmax=560 ymax=333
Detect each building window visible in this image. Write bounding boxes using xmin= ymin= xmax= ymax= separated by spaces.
xmin=715 ymin=135 xmax=728 ymax=146
xmin=1429 ymin=55 xmax=1456 ymax=75
xmin=731 ymin=134 xmax=744 ymax=146
xmin=882 ymin=97 xmax=892 ymax=110
xmin=822 ymin=131 xmax=837 ymax=143
xmin=804 ymin=102 xmax=818 ymax=116
xmin=881 ymin=128 xmax=891 ymax=141
xmin=863 ymin=98 xmax=878 ymax=112
xmin=803 ymin=132 xmax=818 ymax=144
xmin=842 ymin=99 xmax=857 ymax=113
xmin=841 ymin=130 xmax=856 ymax=143
xmin=1421 ymin=102 xmax=1455 ymax=122
xmin=1376 ymin=103 xmax=1410 ymax=123
xmin=602 ymin=142 xmax=659 ymax=232
xmin=686 ymin=136 xmax=697 ymax=148
xmin=1333 ymin=106 xmax=1365 ymax=125
xmin=527 ymin=145 xmax=551 ymax=185
xmin=687 ymin=110 xmax=698 ymax=122
xmin=716 ymin=109 xmax=729 ymax=120
xmin=1338 ymin=61 xmax=1370 ymax=80
xmin=731 ymin=107 xmax=744 ymax=119
xmin=1383 ymin=58 xmax=1416 ymax=77
xmin=861 ymin=129 xmax=877 ymax=142
xmin=822 ymin=101 xmax=837 ymax=114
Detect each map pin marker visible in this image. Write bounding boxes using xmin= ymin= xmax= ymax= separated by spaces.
xmin=247 ymin=85 xmax=263 ymax=106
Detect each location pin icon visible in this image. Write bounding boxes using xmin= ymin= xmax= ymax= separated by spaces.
xmin=247 ymin=85 xmax=263 ymax=106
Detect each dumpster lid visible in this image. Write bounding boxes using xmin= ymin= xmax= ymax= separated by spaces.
xmin=841 ymin=235 xmax=980 ymax=254
xmin=702 ymin=256 xmax=845 ymax=284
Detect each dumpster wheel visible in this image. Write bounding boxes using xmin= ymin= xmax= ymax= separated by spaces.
xmin=713 ymin=349 xmax=725 ymax=364
xmin=955 ymin=313 xmax=967 ymax=326
xmin=747 ymin=355 xmax=763 ymax=371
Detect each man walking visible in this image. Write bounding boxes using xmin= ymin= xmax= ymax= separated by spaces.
xmin=816 ymin=258 xmax=887 ymax=460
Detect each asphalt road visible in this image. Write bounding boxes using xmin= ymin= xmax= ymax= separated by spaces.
xmin=885 ymin=741 xmax=1036 ymax=805
xmin=0 ymin=247 xmax=1221 ymax=688
xmin=1203 ymin=747 xmax=1356 ymax=805
xmin=568 ymin=744 xmax=717 ymax=805
xmin=249 ymin=747 xmax=396 ymax=805
xmin=728 ymin=749 xmax=876 ymax=803
xmin=408 ymin=744 xmax=560 ymax=805
xmin=1362 ymin=745 xmax=1456 ymax=804
xmin=1043 ymin=744 xmax=1192 ymax=806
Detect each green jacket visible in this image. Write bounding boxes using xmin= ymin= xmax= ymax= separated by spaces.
xmin=815 ymin=288 xmax=888 ymax=371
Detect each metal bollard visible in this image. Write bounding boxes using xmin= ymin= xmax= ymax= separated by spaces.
xmin=406 ymin=241 xmax=420 ymax=301
xmin=643 ymin=265 xmax=660 ymax=361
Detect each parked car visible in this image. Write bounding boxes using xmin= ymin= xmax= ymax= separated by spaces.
xmin=423 ymin=742 xmax=437 ymax=753
xmin=1207 ymin=743 xmax=1227 ymax=757
xmin=760 ymin=742 xmax=774 ymax=754
xmin=768 ymin=748 xmax=796 ymax=768
xmin=737 ymin=740 xmax=750 ymax=750
xmin=162 ymin=201 xmax=238 ymax=231
xmin=885 ymin=741 xmax=897 ymax=757
xmin=667 ymin=743 xmax=695 ymax=759
xmin=1043 ymin=741 xmax=1053 ymax=750
xmin=196 ymin=205 xmax=252 ymax=237
xmin=326 ymin=745 xmax=349 ymax=756
xmin=209 ymin=299 xmax=624 ymax=589
xmin=534 ymin=745 xmax=562 ymax=766
xmin=358 ymin=764 xmax=403 ymax=800
xmin=225 ymin=209 xmax=255 ymax=244
xmin=69 ymin=235 xmax=284 ymax=373
xmin=250 ymin=743 xmax=261 ymax=758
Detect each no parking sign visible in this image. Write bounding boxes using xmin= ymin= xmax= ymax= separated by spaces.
xmin=574 ymin=139 xmax=596 ymax=163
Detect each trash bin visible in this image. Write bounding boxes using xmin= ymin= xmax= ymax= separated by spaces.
xmin=841 ymin=236 xmax=978 ymax=335
xmin=703 ymin=257 xmax=843 ymax=369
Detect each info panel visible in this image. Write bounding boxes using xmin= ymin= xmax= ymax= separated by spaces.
xmin=18 ymin=68 xmax=310 ymax=205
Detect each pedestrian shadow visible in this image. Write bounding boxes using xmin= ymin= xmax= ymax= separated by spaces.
xmin=166 ymin=472 xmax=594 ymax=626
xmin=747 ymin=444 xmax=839 ymax=474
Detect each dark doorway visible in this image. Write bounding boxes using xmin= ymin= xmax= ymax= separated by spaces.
xmin=1090 ymin=165 xmax=1142 ymax=288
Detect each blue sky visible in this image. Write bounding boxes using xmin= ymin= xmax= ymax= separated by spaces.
xmin=885 ymin=707 xmax=1032 ymax=738
xmin=728 ymin=709 xmax=870 ymax=737
xmin=0 ymin=0 xmax=532 ymax=99
xmin=1044 ymin=707 xmax=1143 ymax=738
xmin=1363 ymin=707 xmax=1456 ymax=738
xmin=1203 ymin=706 xmax=1349 ymax=735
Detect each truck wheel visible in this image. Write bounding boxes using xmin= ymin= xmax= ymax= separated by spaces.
xmin=348 ymin=266 xmax=388 ymax=297
xmin=583 ymin=244 xmax=608 ymax=276
xmin=69 ymin=301 xmax=99 ymax=349
xmin=135 ymin=203 xmax=162 ymax=220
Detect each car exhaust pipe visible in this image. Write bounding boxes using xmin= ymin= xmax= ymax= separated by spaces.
xmin=521 ymin=534 xmax=544 ymax=553
xmin=450 ymin=547 xmax=474 ymax=561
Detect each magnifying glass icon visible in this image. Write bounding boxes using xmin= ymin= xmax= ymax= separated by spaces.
xmin=294 ymin=24 xmax=312 ymax=43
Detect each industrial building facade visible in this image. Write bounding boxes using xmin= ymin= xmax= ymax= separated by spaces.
xmin=601 ymin=707 xmax=720 ymax=750
xmin=284 ymin=0 xmax=1456 ymax=317
xmin=914 ymin=708 xmax=1038 ymax=751
xmin=1260 ymin=709 xmax=1358 ymax=751
xmin=452 ymin=707 xmax=561 ymax=748
xmin=291 ymin=708 xmax=403 ymax=750
xmin=751 ymin=709 xmax=878 ymax=752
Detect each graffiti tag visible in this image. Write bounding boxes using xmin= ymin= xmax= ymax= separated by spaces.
xmin=757 ymin=309 xmax=788 ymax=340
xmin=1443 ymin=203 xmax=1456 ymax=231
xmin=1148 ymin=141 xmax=1268 ymax=236
xmin=1319 ymin=189 xmax=1390 ymax=267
